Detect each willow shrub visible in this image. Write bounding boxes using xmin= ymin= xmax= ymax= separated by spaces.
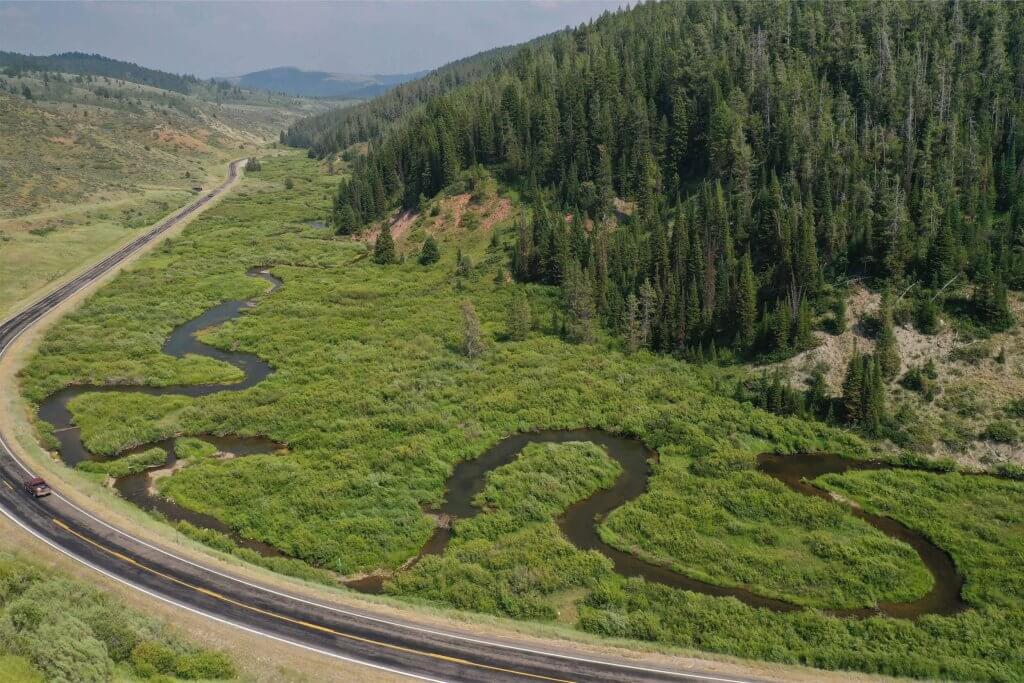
xmin=0 ymin=555 xmax=235 ymax=681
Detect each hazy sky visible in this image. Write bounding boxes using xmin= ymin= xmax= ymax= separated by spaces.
xmin=0 ymin=1 xmax=624 ymax=77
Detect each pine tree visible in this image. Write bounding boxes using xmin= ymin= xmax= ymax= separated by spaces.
xmin=926 ymin=223 xmax=956 ymax=288
xmin=806 ymin=365 xmax=829 ymax=417
xmin=875 ymin=303 xmax=901 ymax=379
xmin=772 ymin=300 xmax=791 ymax=352
xmin=419 ymin=236 xmax=440 ymax=265
xmin=736 ymin=252 xmax=758 ymax=352
xmin=638 ymin=279 xmax=657 ymax=349
xmin=334 ymin=205 xmax=358 ymax=235
xmin=863 ymin=355 xmax=886 ymax=435
xmin=842 ymin=350 xmax=865 ymax=423
xmin=684 ymin=278 xmax=702 ymax=345
xmin=794 ymin=296 xmax=814 ymax=350
xmin=563 ymin=262 xmax=596 ymax=344
xmin=373 ymin=226 xmax=396 ymax=264
xmin=624 ymin=292 xmax=642 ymax=354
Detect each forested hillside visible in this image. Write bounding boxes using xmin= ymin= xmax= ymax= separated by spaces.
xmin=0 ymin=51 xmax=200 ymax=94
xmin=311 ymin=1 xmax=1024 ymax=372
xmin=281 ymin=43 xmax=521 ymax=156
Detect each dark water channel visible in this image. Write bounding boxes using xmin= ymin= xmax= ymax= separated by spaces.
xmin=34 ymin=268 xmax=967 ymax=617
xmin=36 ymin=267 xmax=286 ymax=555
xmin=350 ymin=431 xmax=967 ymax=619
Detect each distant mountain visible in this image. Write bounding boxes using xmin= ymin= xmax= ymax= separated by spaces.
xmin=224 ymin=67 xmax=424 ymax=99
xmin=281 ymin=43 xmax=520 ymax=155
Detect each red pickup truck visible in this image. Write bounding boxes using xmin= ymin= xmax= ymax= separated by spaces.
xmin=23 ymin=477 xmax=51 ymax=498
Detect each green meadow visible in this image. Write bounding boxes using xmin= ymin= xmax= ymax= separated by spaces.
xmin=18 ymin=154 xmax=1024 ymax=680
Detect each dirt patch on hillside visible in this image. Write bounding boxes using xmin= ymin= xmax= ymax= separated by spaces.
xmin=359 ymin=209 xmax=418 ymax=245
xmin=774 ymin=285 xmax=1024 ymax=466
xmin=774 ymin=286 xmax=879 ymax=390
xmin=426 ymin=192 xmax=511 ymax=236
xmin=481 ymin=196 xmax=512 ymax=231
xmin=359 ymin=192 xmax=513 ymax=246
xmin=153 ymin=127 xmax=209 ymax=153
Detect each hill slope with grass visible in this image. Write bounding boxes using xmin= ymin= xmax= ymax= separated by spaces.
xmin=0 ymin=61 xmax=338 ymax=315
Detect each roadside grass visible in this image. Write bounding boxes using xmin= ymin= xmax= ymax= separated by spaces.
xmin=0 ymin=189 xmax=191 ymax=315
xmin=16 ymin=153 xmax=1024 ymax=680
xmin=0 ymin=552 xmax=235 ymax=681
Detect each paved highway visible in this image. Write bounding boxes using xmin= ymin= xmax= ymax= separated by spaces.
xmin=0 ymin=159 xmax=760 ymax=683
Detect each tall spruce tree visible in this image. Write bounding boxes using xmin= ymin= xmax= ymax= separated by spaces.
xmin=373 ymin=226 xmax=396 ymax=264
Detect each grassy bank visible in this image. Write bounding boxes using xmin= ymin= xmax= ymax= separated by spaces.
xmin=17 ymin=153 xmax=1024 ymax=680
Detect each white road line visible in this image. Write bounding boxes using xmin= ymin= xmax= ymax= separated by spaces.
xmin=0 ymin=160 xmax=758 ymax=683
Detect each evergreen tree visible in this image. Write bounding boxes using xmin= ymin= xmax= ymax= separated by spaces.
xmin=875 ymin=303 xmax=901 ymax=379
xmin=863 ymin=355 xmax=886 ymax=435
xmin=736 ymin=252 xmax=757 ymax=352
xmin=624 ymin=292 xmax=642 ymax=354
xmin=562 ymin=262 xmax=595 ymax=344
xmin=334 ymin=205 xmax=358 ymax=235
xmin=806 ymin=365 xmax=829 ymax=417
xmin=373 ymin=226 xmax=396 ymax=264
xmin=771 ymin=300 xmax=791 ymax=352
xmin=841 ymin=351 xmax=865 ymax=424
xmin=638 ymin=279 xmax=657 ymax=349
xmin=419 ymin=236 xmax=440 ymax=265
xmin=794 ymin=296 xmax=815 ymax=350
xmin=926 ymin=223 xmax=957 ymax=289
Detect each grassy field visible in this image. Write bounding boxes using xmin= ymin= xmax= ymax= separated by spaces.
xmin=0 ymin=73 xmax=337 ymax=316
xmin=16 ymin=153 xmax=1024 ymax=680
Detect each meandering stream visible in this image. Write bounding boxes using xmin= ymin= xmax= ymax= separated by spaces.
xmin=35 ymin=268 xmax=967 ymax=618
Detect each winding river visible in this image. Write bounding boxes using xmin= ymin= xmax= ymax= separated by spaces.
xmin=34 ymin=268 xmax=967 ymax=619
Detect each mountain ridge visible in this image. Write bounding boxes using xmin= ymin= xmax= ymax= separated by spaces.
xmin=222 ymin=66 xmax=425 ymax=99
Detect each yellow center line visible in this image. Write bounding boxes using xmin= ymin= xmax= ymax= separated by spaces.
xmin=2 ymin=480 xmax=13 ymax=490
xmin=52 ymin=518 xmax=572 ymax=683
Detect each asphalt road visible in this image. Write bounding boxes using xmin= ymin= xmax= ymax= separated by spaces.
xmin=0 ymin=159 xmax=762 ymax=683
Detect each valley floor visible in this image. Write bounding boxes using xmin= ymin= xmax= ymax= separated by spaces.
xmin=13 ymin=153 xmax=1024 ymax=681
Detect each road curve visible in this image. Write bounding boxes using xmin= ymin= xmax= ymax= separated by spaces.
xmin=0 ymin=160 xmax=761 ymax=683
